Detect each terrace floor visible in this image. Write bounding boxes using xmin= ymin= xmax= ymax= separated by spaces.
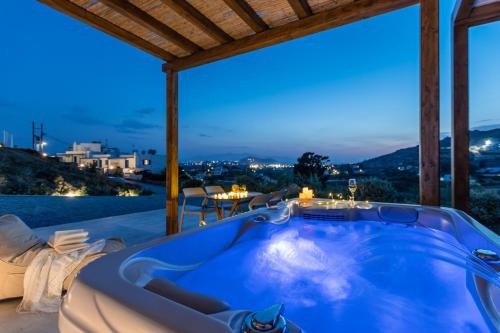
xmin=0 ymin=208 xmax=217 ymax=333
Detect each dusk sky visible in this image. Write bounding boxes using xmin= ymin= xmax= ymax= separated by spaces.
xmin=1 ymin=1 xmax=499 ymax=163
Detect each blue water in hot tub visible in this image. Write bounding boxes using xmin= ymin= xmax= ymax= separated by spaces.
xmin=175 ymin=218 xmax=500 ymax=333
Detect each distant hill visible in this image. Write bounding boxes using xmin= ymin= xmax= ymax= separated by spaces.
xmin=469 ymin=128 xmax=500 ymax=146
xmin=360 ymin=128 xmax=500 ymax=171
xmin=0 ymin=148 xmax=146 ymax=196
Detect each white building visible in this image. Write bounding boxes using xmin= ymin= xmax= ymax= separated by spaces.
xmin=136 ymin=153 xmax=166 ymax=174
xmin=57 ymin=142 xmax=137 ymax=175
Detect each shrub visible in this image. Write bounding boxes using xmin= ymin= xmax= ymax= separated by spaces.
xmin=356 ymin=177 xmax=399 ymax=203
xmin=235 ymin=175 xmax=259 ymax=191
xmin=470 ymin=188 xmax=500 ymax=233
xmin=118 ymin=188 xmax=140 ymax=197
xmin=180 ymin=178 xmax=202 ymax=189
xmin=53 ymin=176 xmax=75 ymax=196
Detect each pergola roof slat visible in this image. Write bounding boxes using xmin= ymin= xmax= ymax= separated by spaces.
xmin=222 ymin=0 xmax=269 ymax=32
xmin=99 ymin=0 xmax=202 ymax=53
xmin=171 ymin=0 xmax=418 ymax=70
xmin=39 ymin=0 xmax=176 ymax=61
xmin=287 ymin=0 xmax=313 ymax=18
xmin=160 ymin=0 xmax=234 ymax=44
xmin=39 ymin=0 xmax=423 ymax=70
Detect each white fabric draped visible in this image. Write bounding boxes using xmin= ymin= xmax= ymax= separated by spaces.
xmin=17 ymin=239 xmax=105 ymax=313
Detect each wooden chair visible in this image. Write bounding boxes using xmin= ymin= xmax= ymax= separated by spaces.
xmin=204 ymin=185 xmax=225 ymax=195
xmin=204 ymin=185 xmax=232 ymax=218
xmin=248 ymin=193 xmax=273 ymax=211
xmin=180 ymin=187 xmax=217 ymax=231
xmin=268 ymin=189 xmax=288 ymax=206
xmin=285 ymin=183 xmax=300 ymax=197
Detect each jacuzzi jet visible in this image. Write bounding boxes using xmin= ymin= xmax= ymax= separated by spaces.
xmin=242 ymin=304 xmax=289 ymax=333
xmin=473 ymin=249 xmax=500 ymax=264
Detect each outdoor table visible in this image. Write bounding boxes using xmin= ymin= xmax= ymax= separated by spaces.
xmin=209 ymin=192 xmax=262 ymax=220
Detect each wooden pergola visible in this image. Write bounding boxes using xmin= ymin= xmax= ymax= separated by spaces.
xmin=452 ymin=0 xmax=500 ymax=212
xmin=39 ymin=0 xmax=440 ymax=235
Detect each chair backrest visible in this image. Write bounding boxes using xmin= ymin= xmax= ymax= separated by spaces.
xmin=182 ymin=187 xmax=209 ymax=208
xmin=285 ymin=183 xmax=300 ymax=197
xmin=269 ymin=189 xmax=287 ymax=203
xmin=248 ymin=193 xmax=273 ymax=211
xmin=182 ymin=187 xmax=207 ymax=198
xmin=205 ymin=186 xmax=225 ymax=195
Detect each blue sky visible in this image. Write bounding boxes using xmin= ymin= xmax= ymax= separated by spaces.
xmin=0 ymin=1 xmax=499 ymax=163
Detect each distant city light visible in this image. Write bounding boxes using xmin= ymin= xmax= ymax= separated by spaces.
xmin=470 ymin=139 xmax=496 ymax=154
xmin=249 ymin=163 xmax=292 ymax=170
xmin=42 ymin=152 xmax=48 ymax=157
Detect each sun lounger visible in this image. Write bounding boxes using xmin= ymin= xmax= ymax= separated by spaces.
xmin=0 ymin=214 xmax=125 ymax=300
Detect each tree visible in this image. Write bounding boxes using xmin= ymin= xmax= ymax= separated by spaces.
xmin=293 ymin=152 xmax=330 ymax=185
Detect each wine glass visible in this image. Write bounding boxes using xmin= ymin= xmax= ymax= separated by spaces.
xmin=348 ymin=179 xmax=357 ymax=202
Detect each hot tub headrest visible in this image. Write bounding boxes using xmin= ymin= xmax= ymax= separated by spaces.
xmin=378 ymin=206 xmax=418 ymax=224
xmin=144 ymin=278 xmax=230 ymax=314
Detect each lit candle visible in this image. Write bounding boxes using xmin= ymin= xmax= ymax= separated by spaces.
xmin=300 ymin=187 xmax=314 ymax=200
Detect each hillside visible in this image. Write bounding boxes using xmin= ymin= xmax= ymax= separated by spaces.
xmin=360 ymin=128 xmax=500 ymax=171
xmin=0 ymin=148 xmax=146 ymax=196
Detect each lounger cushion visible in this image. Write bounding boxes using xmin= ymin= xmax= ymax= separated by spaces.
xmin=63 ymin=238 xmax=125 ymax=290
xmin=0 ymin=215 xmax=43 ymax=264
xmin=145 ymin=278 xmax=230 ymax=314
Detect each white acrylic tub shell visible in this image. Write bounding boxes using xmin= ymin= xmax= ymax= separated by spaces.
xmin=58 ymin=202 xmax=500 ymax=333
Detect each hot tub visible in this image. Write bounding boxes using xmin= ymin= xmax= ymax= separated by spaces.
xmin=59 ymin=201 xmax=500 ymax=333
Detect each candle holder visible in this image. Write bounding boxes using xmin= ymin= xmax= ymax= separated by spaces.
xmin=298 ymin=187 xmax=314 ymax=201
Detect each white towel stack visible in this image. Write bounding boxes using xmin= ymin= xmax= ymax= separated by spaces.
xmin=48 ymin=229 xmax=90 ymax=254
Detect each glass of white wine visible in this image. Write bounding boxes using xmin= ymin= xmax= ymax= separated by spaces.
xmin=348 ymin=179 xmax=357 ymax=203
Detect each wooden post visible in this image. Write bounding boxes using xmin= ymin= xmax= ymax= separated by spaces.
xmin=419 ymin=0 xmax=440 ymax=206
xmin=452 ymin=24 xmax=469 ymax=211
xmin=420 ymin=0 xmax=440 ymax=206
xmin=163 ymin=63 xmax=179 ymax=235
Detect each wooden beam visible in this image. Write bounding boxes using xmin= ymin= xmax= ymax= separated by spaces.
xmin=457 ymin=2 xmax=500 ymax=27
xmin=222 ymin=0 xmax=268 ymax=33
xmin=38 ymin=0 xmax=176 ymax=61
xmin=99 ymin=0 xmax=201 ymax=53
xmin=160 ymin=0 xmax=233 ymax=44
xmin=452 ymin=24 xmax=469 ymax=211
xmin=420 ymin=0 xmax=440 ymax=206
xmin=287 ymin=0 xmax=313 ymax=19
xmin=453 ymin=0 xmax=474 ymax=22
xmin=163 ymin=64 xmax=179 ymax=235
xmin=172 ymin=0 xmax=418 ymax=71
